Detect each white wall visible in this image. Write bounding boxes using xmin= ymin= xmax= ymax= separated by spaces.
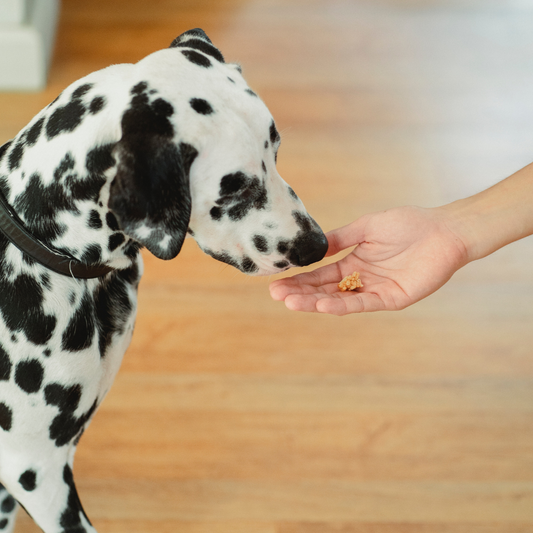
xmin=0 ymin=0 xmax=61 ymax=91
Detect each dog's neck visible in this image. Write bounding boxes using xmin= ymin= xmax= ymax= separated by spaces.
xmin=0 ymin=129 xmax=138 ymax=273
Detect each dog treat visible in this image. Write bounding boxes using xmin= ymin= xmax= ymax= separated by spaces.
xmin=338 ymin=271 xmax=363 ymax=291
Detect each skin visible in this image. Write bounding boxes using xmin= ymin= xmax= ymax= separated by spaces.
xmin=269 ymin=162 xmax=533 ymax=315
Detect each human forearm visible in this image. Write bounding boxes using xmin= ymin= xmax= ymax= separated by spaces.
xmin=437 ymin=163 xmax=533 ymax=264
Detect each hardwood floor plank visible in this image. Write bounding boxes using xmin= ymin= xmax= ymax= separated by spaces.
xmin=277 ymin=523 xmax=533 ymax=533
xmin=101 ymin=373 xmax=533 ymax=413
xmin=76 ymin=408 xmax=533 ymax=481
xmin=75 ymin=479 xmax=533 ymax=521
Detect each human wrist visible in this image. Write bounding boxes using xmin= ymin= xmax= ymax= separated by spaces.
xmin=436 ymin=163 xmax=533 ymax=264
xmin=436 ymin=197 xmax=493 ymax=264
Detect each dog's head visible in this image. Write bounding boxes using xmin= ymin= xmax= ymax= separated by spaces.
xmin=108 ymin=29 xmax=328 ymax=275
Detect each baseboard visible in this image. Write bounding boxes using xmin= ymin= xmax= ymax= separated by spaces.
xmin=0 ymin=0 xmax=61 ymax=91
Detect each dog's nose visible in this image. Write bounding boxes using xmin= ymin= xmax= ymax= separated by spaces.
xmin=288 ymin=230 xmax=328 ymax=267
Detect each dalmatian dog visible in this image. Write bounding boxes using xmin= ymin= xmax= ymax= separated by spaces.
xmin=0 ymin=29 xmax=327 ymax=533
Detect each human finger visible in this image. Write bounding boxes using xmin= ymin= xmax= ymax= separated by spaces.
xmin=283 ymin=290 xmax=386 ymax=315
xmin=314 ymin=291 xmax=386 ymax=314
xmin=325 ymin=216 xmax=368 ymax=257
xmin=270 ymin=261 xmax=343 ymax=294
xmin=270 ymin=277 xmax=344 ymax=301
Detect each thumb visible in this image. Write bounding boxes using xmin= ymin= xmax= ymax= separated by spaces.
xmin=325 ymin=215 xmax=369 ymax=257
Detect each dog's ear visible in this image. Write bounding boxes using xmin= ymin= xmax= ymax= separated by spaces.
xmin=169 ymin=28 xmax=225 ymax=63
xmin=109 ymin=83 xmax=198 ymax=260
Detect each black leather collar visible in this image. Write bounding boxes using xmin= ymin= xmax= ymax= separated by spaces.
xmin=0 ymin=190 xmax=114 ymax=279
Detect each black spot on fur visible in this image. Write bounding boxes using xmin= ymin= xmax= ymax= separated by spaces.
xmin=45 ymin=383 xmax=97 ymax=447
xmin=8 ymin=142 xmax=24 ymax=171
xmin=19 ymin=470 xmax=37 ymax=492
xmin=228 ymin=77 xmax=235 ymax=83
xmin=81 ymin=244 xmax=102 ymax=264
xmin=54 ymin=153 xmax=76 ymax=182
xmin=181 ymin=49 xmax=212 ymax=68
xmin=277 ymin=241 xmax=289 ymax=254
xmin=288 ymin=187 xmax=298 ymax=200
xmin=46 ymin=94 xmax=88 ymax=139
xmin=108 ymin=233 xmax=125 ymax=251
xmin=152 ymin=97 xmax=174 ymax=119
xmin=173 ymin=37 xmax=225 ymax=63
xmin=0 ymin=403 xmax=12 ymax=431
xmin=106 ymin=212 xmax=120 ymax=231
xmin=210 ymin=206 xmax=222 ymax=221
xmin=220 ymin=172 xmax=247 ymax=195
xmin=72 ymin=83 xmax=93 ymax=99
xmin=123 ymin=240 xmax=142 ymax=259
xmin=93 ymin=269 xmax=134 ymax=358
xmin=204 ymin=250 xmax=239 ymax=269
xmin=264 ymin=140 xmax=269 ymax=149
xmin=274 ymin=260 xmax=289 ymax=269
xmin=88 ymin=210 xmax=102 ymax=229
xmin=131 ymin=81 xmax=148 ymax=95
xmin=45 ymin=383 xmax=81 ymax=412
xmin=61 ymin=292 xmax=95 ymax=352
xmin=0 ymin=495 xmax=15 ymax=513
xmin=0 ymin=274 xmax=56 ymax=345
xmin=71 ymin=175 xmax=107 ymax=204
xmin=242 ymin=256 xmax=258 ymax=273
xmin=0 ymin=518 xmax=7 ymax=529
xmin=253 ymin=235 xmax=269 ymax=253
xmin=245 ymin=88 xmax=257 ymax=97
xmin=25 ymin=117 xmax=45 ymax=146
xmin=21 ymin=252 xmax=36 ymax=267
xmin=89 ymin=96 xmax=106 ymax=115
xmin=0 ymin=141 xmax=12 ymax=165
xmin=43 ymin=348 xmax=52 ymax=357
xmin=61 ymin=464 xmax=92 ymax=531
xmin=15 ymin=360 xmax=44 ymax=394
xmin=0 ymin=234 xmax=11 ymax=272
xmin=0 ymin=344 xmax=11 ymax=381
xmin=41 ymin=273 xmax=52 ymax=290
xmin=293 ymin=211 xmax=313 ymax=232
xmin=190 ymin=98 xmax=214 ymax=115
xmin=14 ymin=173 xmax=71 ymax=242
xmin=212 ymin=172 xmax=268 ymax=222
xmin=262 ymin=161 xmax=267 ymax=173
xmin=64 ymin=148 xmax=108 ymax=204
xmin=270 ymin=121 xmax=280 ymax=144
xmin=86 ymin=144 xmax=115 ymax=175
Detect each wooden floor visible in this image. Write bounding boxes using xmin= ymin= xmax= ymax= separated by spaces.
xmin=2 ymin=0 xmax=533 ymax=531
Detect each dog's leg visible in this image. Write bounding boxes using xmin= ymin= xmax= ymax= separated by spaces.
xmin=0 ymin=447 xmax=96 ymax=533
xmin=0 ymin=483 xmax=18 ymax=533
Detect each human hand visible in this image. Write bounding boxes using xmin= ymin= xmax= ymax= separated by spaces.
xmin=269 ymin=206 xmax=469 ymax=315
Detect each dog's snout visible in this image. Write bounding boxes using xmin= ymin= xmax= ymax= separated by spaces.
xmin=288 ymin=230 xmax=328 ymax=267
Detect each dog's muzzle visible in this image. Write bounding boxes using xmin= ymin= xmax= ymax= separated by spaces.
xmin=288 ymin=229 xmax=328 ymax=267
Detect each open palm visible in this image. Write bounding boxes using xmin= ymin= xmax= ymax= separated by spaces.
xmin=269 ymin=206 xmax=468 ymax=315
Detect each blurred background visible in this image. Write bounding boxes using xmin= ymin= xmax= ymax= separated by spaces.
xmin=1 ymin=1 xmax=533 ymax=532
